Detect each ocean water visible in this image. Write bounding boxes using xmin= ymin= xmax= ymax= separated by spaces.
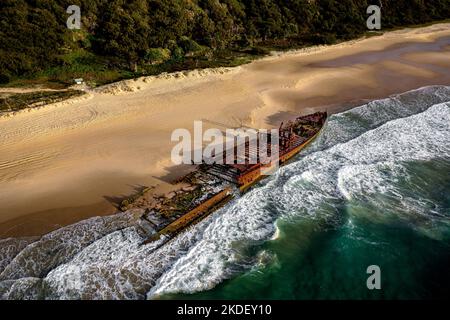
xmin=0 ymin=86 xmax=449 ymax=300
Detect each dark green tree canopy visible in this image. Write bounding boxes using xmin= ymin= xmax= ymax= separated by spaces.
xmin=1 ymin=0 xmax=449 ymax=82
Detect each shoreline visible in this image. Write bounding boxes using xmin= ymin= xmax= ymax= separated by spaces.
xmin=0 ymin=23 xmax=449 ymax=238
xmin=1 ymin=22 xmax=448 ymax=118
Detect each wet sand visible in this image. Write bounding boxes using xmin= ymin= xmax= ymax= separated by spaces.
xmin=1 ymin=23 xmax=449 ymax=238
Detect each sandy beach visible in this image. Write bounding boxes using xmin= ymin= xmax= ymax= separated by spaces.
xmin=1 ymin=23 xmax=449 ymax=238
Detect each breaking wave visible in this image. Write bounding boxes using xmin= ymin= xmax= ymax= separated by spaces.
xmin=1 ymin=85 xmax=449 ymax=299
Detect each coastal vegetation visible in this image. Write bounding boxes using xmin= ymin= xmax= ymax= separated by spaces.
xmin=0 ymin=89 xmax=84 ymax=114
xmin=1 ymin=0 xmax=449 ymax=88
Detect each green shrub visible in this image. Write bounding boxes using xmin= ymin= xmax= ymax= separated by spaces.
xmin=178 ymin=36 xmax=203 ymax=54
xmin=0 ymin=73 xmax=10 ymax=84
xmin=172 ymin=47 xmax=185 ymax=61
xmin=145 ymin=48 xmax=171 ymax=65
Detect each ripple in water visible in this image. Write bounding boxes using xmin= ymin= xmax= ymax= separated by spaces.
xmin=1 ymin=85 xmax=450 ymax=300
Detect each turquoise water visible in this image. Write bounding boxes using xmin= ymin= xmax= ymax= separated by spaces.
xmin=178 ymin=159 xmax=450 ymax=300
xmin=1 ymin=86 xmax=449 ymax=300
xmin=159 ymin=86 xmax=450 ymax=300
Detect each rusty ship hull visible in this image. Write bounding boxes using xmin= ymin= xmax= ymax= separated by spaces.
xmin=204 ymin=111 xmax=328 ymax=192
xmin=237 ymin=128 xmax=324 ymax=192
xmin=141 ymin=112 xmax=328 ymax=245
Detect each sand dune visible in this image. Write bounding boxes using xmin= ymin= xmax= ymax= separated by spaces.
xmin=1 ymin=23 xmax=449 ymax=237
xmin=94 ymin=67 xmax=241 ymax=95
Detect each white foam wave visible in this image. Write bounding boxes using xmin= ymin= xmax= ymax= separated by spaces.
xmin=1 ymin=87 xmax=449 ymax=300
xmin=147 ymin=101 xmax=450 ymax=297
xmin=0 ymin=212 xmax=135 ymax=281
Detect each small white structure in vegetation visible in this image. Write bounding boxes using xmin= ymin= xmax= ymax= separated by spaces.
xmin=74 ymin=78 xmax=84 ymax=85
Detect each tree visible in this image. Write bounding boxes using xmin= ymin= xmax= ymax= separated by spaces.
xmin=93 ymin=0 xmax=149 ymax=70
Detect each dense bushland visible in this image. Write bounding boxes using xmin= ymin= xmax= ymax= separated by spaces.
xmin=1 ymin=0 xmax=448 ymax=85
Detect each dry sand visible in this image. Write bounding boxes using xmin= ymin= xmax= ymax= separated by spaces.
xmin=1 ymin=23 xmax=449 ymax=237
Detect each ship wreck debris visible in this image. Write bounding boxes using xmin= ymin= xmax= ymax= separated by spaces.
xmin=120 ymin=112 xmax=327 ymax=245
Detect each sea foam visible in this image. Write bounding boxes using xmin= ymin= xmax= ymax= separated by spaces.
xmin=1 ymin=86 xmax=449 ymax=299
